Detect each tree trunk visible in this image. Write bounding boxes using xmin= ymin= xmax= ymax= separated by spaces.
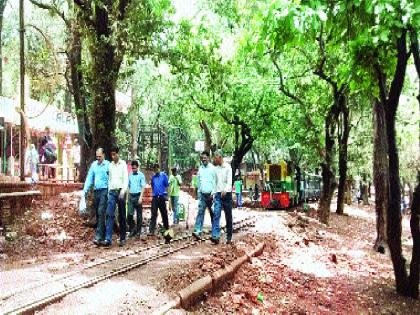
xmin=231 ymin=123 xmax=253 ymax=183
xmin=68 ymin=21 xmax=91 ymax=181
xmin=319 ymin=162 xmax=335 ymax=223
xmin=318 ymin=104 xmax=338 ymax=224
xmin=372 ymin=97 xmax=389 ymax=253
xmin=361 ymin=181 xmax=369 ymax=205
xmin=0 ymin=1 xmax=6 ymax=95
xmin=159 ymin=130 xmax=169 ymax=173
xmin=232 ymin=144 xmax=251 ymax=181
xmin=408 ymin=178 xmax=420 ymax=298
xmin=336 ymin=94 xmax=350 ymax=215
xmin=0 ymin=11 xmax=2 ymax=95
xmin=131 ymin=89 xmax=139 ymax=159
xmin=89 ymin=47 xmax=118 ymax=157
xmin=199 ymin=120 xmax=216 ymax=154
xmin=408 ymin=182 xmax=413 ymax=209
xmin=344 ymin=178 xmax=352 ymax=205
xmin=64 ymin=88 xmax=72 ymax=112
xmin=386 ymin=113 xmax=409 ymax=295
xmin=380 ymin=30 xmax=410 ymax=296
xmin=407 ymin=27 xmax=420 ymax=298
xmin=77 ymin=4 xmax=125 ymax=159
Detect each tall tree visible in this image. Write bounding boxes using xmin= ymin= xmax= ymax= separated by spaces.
xmin=0 ymin=0 xmax=7 ymax=95
xmin=172 ymin=20 xmax=279 ymax=179
xmin=73 ymin=0 xmax=131 ymax=157
xmin=262 ymin=1 xmax=355 ymax=224
xmin=372 ymin=97 xmax=388 ymax=253
xmin=29 ymin=0 xmax=92 ymax=180
xmin=73 ymin=0 xmax=170 ymax=157
xmin=345 ymin=0 xmax=418 ymax=297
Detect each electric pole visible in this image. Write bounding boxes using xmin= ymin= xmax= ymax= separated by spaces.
xmin=19 ymin=0 xmax=25 ymax=181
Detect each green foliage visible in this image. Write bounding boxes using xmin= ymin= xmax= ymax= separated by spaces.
xmin=1 ymin=0 xmax=417 ymax=182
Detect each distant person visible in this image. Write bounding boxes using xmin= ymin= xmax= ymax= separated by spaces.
xmin=169 ymin=167 xmax=182 ymax=225
xmin=40 ymin=127 xmax=57 ymax=178
xmin=193 ymin=151 xmax=216 ymax=240
xmin=127 ymin=160 xmax=146 ymax=238
xmin=83 ymin=148 xmax=110 ymax=246
xmin=149 ymin=163 xmax=171 ymax=241
xmin=72 ymin=138 xmax=81 ymax=181
xmin=253 ymin=183 xmax=260 ymax=201
xmin=25 ymin=144 xmax=39 ymax=183
xmin=103 ymin=146 xmax=128 ymax=247
xmin=212 ymin=151 xmax=233 ymax=244
xmin=234 ymin=176 xmax=242 ymax=208
xmin=6 ymin=141 xmax=15 ymax=176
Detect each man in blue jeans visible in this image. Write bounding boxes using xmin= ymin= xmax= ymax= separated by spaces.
xmin=83 ymin=148 xmax=110 ymax=246
xmin=127 ymin=160 xmax=146 ymax=237
xmin=212 ymin=151 xmax=233 ymax=244
xmin=193 ymin=151 xmax=216 ymax=240
xmin=103 ymin=146 xmax=128 ymax=247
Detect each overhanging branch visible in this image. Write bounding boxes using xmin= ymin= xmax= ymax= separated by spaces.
xmin=190 ymin=95 xmax=214 ymax=113
xmin=29 ymin=0 xmax=69 ymax=27
xmin=314 ymin=25 xmax=338 ymax=92
xmin=118 ymin=0 xmax=131 ymax=21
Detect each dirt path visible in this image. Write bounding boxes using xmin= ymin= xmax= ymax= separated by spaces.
xmin=189 ymin=204 xmax=419 ymax=314
xmin=1 ymin=192 xmax=419 ymax=314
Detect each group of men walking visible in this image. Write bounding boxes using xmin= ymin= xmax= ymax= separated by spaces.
xmin=83 ymin=146 xmax=179 ymax=247
xmin=193 ymin=150 xmax=233 ymax=245
xmin=83 ymin=146 xmax=234 ymax=247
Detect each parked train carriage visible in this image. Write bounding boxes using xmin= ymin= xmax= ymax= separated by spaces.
xmin=302 ymin=173 xmax=322 ymax=201
xmin=261 ymin=161 xmax=322 ymax=209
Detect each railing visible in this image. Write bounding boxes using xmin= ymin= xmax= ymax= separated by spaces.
xmin=37 ymin=163 xmax=78 ymax=182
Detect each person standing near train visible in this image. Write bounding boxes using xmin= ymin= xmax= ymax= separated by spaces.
xmin=211 ymin=151 xmax=233 ymax=244
xmin=193 ymin=151 xmax=216 ymax=240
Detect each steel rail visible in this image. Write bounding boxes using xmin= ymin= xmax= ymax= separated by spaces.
xmin=1 ymin=217 xmax=253 ymax=302
xmin=0 ymin=232 xmax=192 ymax=302
xmin=3 ymin=218 xmax=255 ymax=315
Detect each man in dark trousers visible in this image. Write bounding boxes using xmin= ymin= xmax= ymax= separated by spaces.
xmin=149 ymin=163 xmax=172 ymax=242
xmin=83 ymin=148 xmax=110 ymax=245
xmin=127 ymin=160 xmax=146 ymax=237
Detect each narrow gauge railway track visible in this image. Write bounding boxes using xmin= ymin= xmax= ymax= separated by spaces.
xmin=2 ymin=217 xmax=255 ymax=315
xmin=0 ymin=231 xmax=193 ymax=302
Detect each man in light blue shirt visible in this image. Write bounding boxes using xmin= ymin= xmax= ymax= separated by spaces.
xmin=193 ymin=151 xmax=216 ymax=239
xmin=127 ymin=160 xmax=146 ymax=238
xmin=83 ymin=148 xmax=110 ymax=245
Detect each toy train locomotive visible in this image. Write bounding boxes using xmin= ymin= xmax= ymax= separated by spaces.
xmin=260 ymin=161 xmax=322 ymax=209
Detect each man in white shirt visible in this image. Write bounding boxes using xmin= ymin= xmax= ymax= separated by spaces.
xmin=211 ymin=150 xmax=233 ymax=244
xmin=103 ymin=146 xmax=128 ymax=247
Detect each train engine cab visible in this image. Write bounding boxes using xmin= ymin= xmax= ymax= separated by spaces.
xmin=261 ymin=161 xmax=298 ymax=209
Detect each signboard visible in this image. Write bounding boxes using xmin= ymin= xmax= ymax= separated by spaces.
xmin=0 ymin=97 xmax=78 ymax=134
xmin=194 ymin=140 xmax=204 ymax=152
